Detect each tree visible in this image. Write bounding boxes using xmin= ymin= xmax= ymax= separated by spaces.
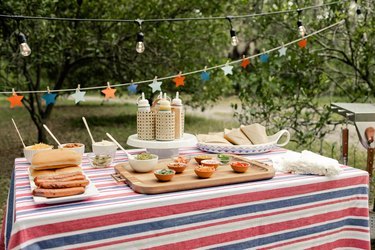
xmin=229 ymin=0 xmax=374 ymax=149
xmin=0 ymin=0 xmax=241 ymax=141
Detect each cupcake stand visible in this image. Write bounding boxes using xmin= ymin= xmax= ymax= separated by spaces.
xmin=127 ymin=133 xmax=197 ymax=158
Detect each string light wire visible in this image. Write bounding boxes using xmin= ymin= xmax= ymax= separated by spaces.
xmin=0 ymin=19 xmax=345 ymax=95
xmin=0 ymin=1 xmax=342 ymax=23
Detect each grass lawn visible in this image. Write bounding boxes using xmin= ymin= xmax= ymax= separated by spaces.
xmin=0 ymin=97 xmax=372 ymax=242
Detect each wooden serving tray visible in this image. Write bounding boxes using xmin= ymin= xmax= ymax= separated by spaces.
xmin=114 ymin=155 xmax=275 ymax=194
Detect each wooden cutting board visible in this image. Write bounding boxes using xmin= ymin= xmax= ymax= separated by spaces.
xmin=113 ymin=155 xmax=275 ymax=194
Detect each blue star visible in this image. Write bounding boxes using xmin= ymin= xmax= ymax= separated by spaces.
xmin=127 ymin=84 xmax=138 ymax=94
xmin=42 ymin=93 xmax=57 ymax=105
xmin=201 ymin=71 xmax=210 ymax=81
xmin=260 ymin=54 xmax=269 ymax=63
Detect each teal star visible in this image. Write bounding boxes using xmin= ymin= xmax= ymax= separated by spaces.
xmin=260 ymin=54 xmax=269 ymax=63
xmin=201 ymin=71 xmax=210 ymax=81
xmin=42 ymin=93 xmax=57 ymax=105
xmin=127 ymin=84 xmax=138 ymax=94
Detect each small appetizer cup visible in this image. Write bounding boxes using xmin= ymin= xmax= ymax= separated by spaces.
xmin=154 ymin=169 xmax=176 ymax=182
xmin=167 ymin=162 xmax=187 ymax=174
xmin=230 ymin=161 xmax=250 ymax=173
xmin=217 ymin=154 xmax=231 ymax=164
xmin=129 ymin=154 xmax=158 ymax=173
xmin=87 ymin=153 xmax=113 ymax=168
xmin=172 ymin=155 xmax=191 ymax=164
xmin=194 ymin=166 xmax=215 ymax=179
xmin=201 ymin=159 xmax=221 ymax=169
xmin=194 ymin=155 xmax=213 ymax=165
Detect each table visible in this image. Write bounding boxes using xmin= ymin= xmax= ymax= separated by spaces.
xmin=1 ymin=147 xmax=370 ymax=249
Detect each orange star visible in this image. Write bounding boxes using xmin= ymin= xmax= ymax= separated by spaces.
xmin=173 ymin=74 xmax=185 ymax=87
xmin=241 ymin=58 xmax=250 ymax=68
xmin=7 ymin=94 xmax=24 ymax=108
xmin=298 ymin=39 xmax=307 ymax=49
xmin=101 ymin=87 xmax=116 ymax=99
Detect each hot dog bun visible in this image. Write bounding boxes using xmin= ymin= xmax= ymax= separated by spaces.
xmin=31 ymin=149 xmax=82 ymax=170
xmin=30 ymin=166 xmax=82 ymax=178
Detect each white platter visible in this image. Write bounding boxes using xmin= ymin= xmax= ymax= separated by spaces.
xmin=197 ymin=130 xmax=290 ymax=155
xmin=28 ymin=169 xmax=99 ymax=205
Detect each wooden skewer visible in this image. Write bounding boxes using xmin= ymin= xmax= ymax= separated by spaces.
xmin=11 ymin=118 xmax=26 ymax=148
xmin=43 ymin=124 xmax=62 ymax=146
xmin=106 ymin=133 xmax=134 ymax=160
xmin=82 ymin=117 xmax=95 ymax=144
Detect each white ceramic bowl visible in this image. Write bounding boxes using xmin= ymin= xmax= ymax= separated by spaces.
xmin=129 ymin=155 xmax=159 ymax=173
xmin=92 ymin=141 xmax=117 ymax=158
xmin=58 ymin=143 xmax=85 ymax=155
xmin=23 ymin=144 xmax=54 ymax=163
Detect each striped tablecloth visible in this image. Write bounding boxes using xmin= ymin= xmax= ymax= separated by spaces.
xmin=1 ymin=147 xmax=370 ymax=249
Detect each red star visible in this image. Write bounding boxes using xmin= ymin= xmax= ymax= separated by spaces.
xmin=7 ymin=94 xmax=24 ymax=108
xmin=101 ymin=87 xmax=116 ymax=99
xmin=241 ymin=58 xmax=250 ymax=68
xmin=298 ymin=39 xmax=307 ymax=49
xmin=173 ymin=74 xmax=185 ymax=87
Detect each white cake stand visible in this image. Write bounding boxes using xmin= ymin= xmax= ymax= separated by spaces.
xmin=127 ymin=133 xmax=197 ymax=158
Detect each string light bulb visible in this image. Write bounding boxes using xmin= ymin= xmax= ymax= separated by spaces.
xmin=17 ymin=32 xmax=31 ymax=56
xmin=226 ymin=16 xmax=239 ymax=46
xmin=136 ymin=32 xmax=145 ymax=53
xmin=297 ymin=10 xmax=306 ymax=37
xmin=135 ymin=19 xmax=145 ymax=53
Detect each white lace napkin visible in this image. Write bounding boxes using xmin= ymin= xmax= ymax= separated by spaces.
xmin=274 ymin=150 xmax=342 ymax=176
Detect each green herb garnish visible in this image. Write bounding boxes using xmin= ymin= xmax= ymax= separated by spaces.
xmin=157 ymin=169 xmax=174 ymax=175
xmin=136 ymin=153 xmax=156 ymax=160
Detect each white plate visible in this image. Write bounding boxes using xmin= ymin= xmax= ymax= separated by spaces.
xmin=28 ymin=169 xmax=99 ymax=205
xmin=197 ymin=130 xmax=290 ymax=155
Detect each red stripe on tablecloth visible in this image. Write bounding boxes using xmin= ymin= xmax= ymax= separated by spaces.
xmin=144 ymin=207 xmax=369 ymax=250
xmin=8 ymin=175 xmax=367 ymax=249
xmin=307 ymin=238 xmax=370 ymax=250
xmin=259 ymin=227 xmax=369 ymax=249
xmin=70 ymin=197 xmax=368 ymax=249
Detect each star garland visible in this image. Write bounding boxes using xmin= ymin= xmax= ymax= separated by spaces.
xmin=1 ymin=20 xmax=344 ymax=109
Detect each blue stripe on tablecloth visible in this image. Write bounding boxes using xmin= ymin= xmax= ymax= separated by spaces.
xmin=5 ymin=170 xmax=15 ymax=250
xmin=24 ymin=186 xmax=367 ymax=249
xmin=211 ymin=218 xmax=368 ymax=250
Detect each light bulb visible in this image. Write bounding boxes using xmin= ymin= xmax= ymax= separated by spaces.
xmin=136 ymin=31 xmax=145 ymax=53
xmin=17 ymin=32 xmax=31 ymax=57
xmin=231 ymin=36 xmax=239 ymax=46
xmin=19 ymin=43 xmax=31 ymax=56
xmin=230 ymin=28 xmax=238 ymax=46
xmin=298 ymin=25 xmax=306 ymax=37
xmin=136 ymin=41 xmax=145 ymax=53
